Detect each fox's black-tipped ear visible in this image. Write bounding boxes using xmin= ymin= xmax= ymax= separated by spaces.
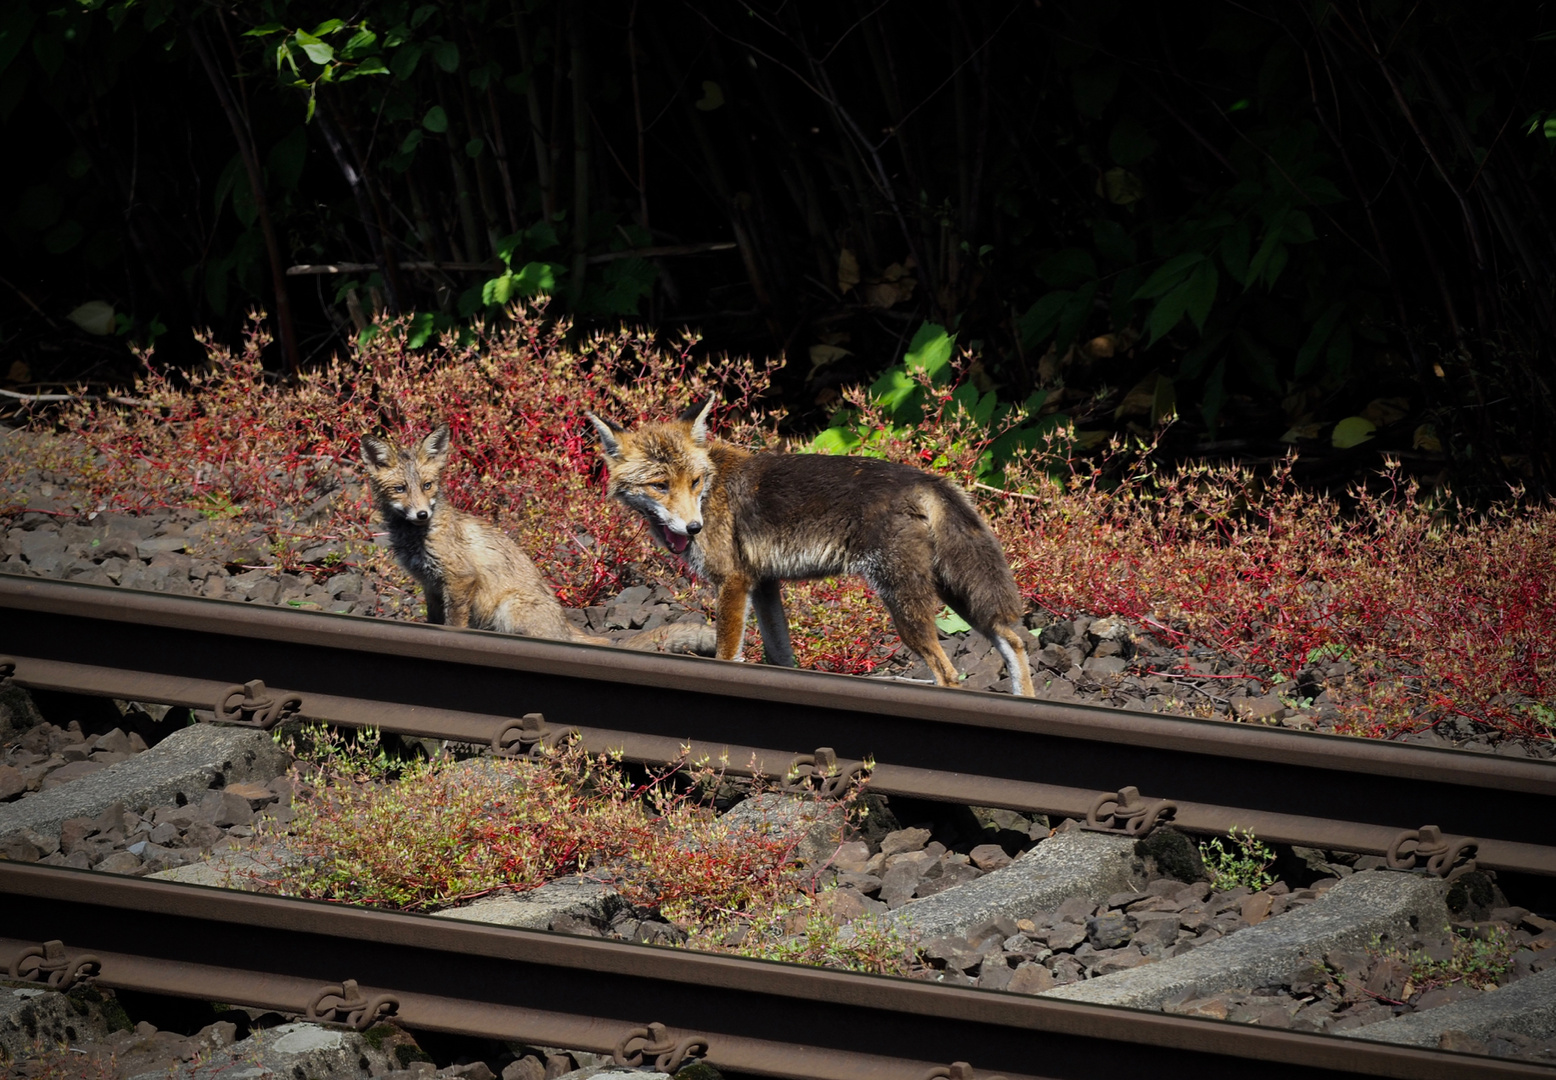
xmin=679 ymin=396 xmax=715 ymax=446
xmin=360 ymin=435 xmax=395 ymax=470
xmin=420 ymin=425 xmax=452 ymax=462
xmin=585 ymin=412 xmax=625 ymax=460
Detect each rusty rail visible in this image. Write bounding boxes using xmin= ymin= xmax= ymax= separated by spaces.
xmin=3 ymin=575 xmax=1555 ymax=880
xmin=2 ymin=861 xmax=1550 ymax=1080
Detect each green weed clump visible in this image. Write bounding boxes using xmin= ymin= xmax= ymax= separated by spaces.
xmin=1197 ymin=826 xmax=1276 ymax=892
xmin=1370 ymin=927 xmax=1517 ymax=996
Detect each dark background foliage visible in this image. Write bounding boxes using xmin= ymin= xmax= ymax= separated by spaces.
xmin=3 ymin=0 xmax=1554 ymax=495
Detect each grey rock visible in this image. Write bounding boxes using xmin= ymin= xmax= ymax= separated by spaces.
xmin=0 ymin=723 xmax=291 ymax=840
xmin=717 ymin=792 xmax=846 ymax=868
xmin=431 ymin=875 xmax=618 ymax=930
xmin=1042 ymin=871 xmax=1449 ymax=1010
xmin=876 ymin=830 xmax=1144 ymax=943
xmin=163 ymin=1021 xmax=403 ymax=1079
xmin=0 ymin=987 xmax=117 ymax=1061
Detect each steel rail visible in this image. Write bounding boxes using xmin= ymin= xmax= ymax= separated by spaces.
xmin=12 ymin=652 xmax=1555 ymax=878
xmin=1 ymin=862 xmax=1549 ymax=1080
xmin=3 ymin=575 xmax=1555 ymax=877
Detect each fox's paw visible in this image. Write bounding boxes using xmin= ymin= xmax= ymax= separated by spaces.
xmin=618 ymin=622 xmax=717 ymax=656
xmin=660 ymin=623 xmax=717 ymax=656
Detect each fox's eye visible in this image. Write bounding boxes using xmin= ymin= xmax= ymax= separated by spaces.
xmin=392 ymin=485 xmax=406 ymax=494
xmin=691 ymin=476 xmax=703 ymax=490
xmin=422 ymin=482 xmax=433 ymax=491
xmin=649 ymin=482 xmax=669 ymax=494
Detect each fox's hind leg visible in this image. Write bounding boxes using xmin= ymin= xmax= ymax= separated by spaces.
xmin=750 ymin=579 xmax=796 ymax=667
xmin=992 ymin=623 xmax=1036 ymax=697
xmin=877 ymin=578 xmax=962 ymax=688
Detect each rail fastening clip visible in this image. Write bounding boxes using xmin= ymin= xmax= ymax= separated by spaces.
xmin=1082 ymin=785 xmax=1177 ymax=837
xmin=1386 ymin=825 xmax=1479 ymax=878
xmin=491 ymin=713 xmax=579 ymax=758
xmin=612 ymin=1021 xmax=709 ymax=1073
xmin=923 ymin=1063 xmax=1008 ymax=1080
xmin=8 ymin=939 xmax=101 ymax=990
xmin=781 ymin=746 xmax=869 ymax=798
xmin=214 ymin=679 xmax=302 ymax=730
xmin=304 ymin=979 xmax=399 ymax=1030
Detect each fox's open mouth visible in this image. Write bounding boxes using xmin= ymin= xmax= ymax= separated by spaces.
xmin=649 ymin=520 xmax=692 ymax=555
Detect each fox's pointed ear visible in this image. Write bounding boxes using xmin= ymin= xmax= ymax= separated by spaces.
xmin=679 ymin=396 xmax=715 ymax=446
xmin=420 ymin=425 xmax=452 ymax=464
xmin=360 ymin=435 xmax=395 ymax=470
xmin=586 ymin=412 xmax=625 ymax=460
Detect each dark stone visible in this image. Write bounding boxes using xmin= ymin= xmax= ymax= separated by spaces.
xmin=1086 ymin=912 xmax=1134 ymax=950
xmin=1446 ymin=870 xmax=1503 ymax=921
xmin=1135 ymin=827 xmax=1205 ymax=882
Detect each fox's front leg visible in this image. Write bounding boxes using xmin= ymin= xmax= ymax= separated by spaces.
xmin=424 ymin=585 xmax=448 ymax=625
xmin=713 ymin=576 xmax=752 ymax=661
xmin=750 ymin=579 xmax=796 ymax=667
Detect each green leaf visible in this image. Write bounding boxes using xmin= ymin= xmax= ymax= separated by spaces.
xmin=431 ymin=39 xmax=459 ymax=72
xmin=342 ymin=57 xmax=388 ymax=79
xmin=399 ymin=128 xmax=423 ymax=155
xmin=341 ymin=28 xmax=377 ymax=57
xmin=465 ymin=137 xmax=485 ymax=158
xmin=411 ymin=4 xmax=438 ymax=28
xmin=511 ymin=260 xmax=559 ymax=296
xmin=293 ymin=30 xmax=334 ymax=65
xmin=1036 ymin=248 xmax=1097 ymax=288
xmin=1331 ymin=416 xmax=1375 ymax=449
xmin=1055 ymin=281 xmax=1099 ymax=350
xmin=244 ymin=22 xmax=285 ymax=37
xmin=1017 ymin=290 xmax=1073 ymax=348
xmin=1146 ymin=279 xmax=1193 ymax=344
xmin=903 ymin=322 xmax=955 ymax=381
xmin=526 ymin=220 xmax=560 ymax=252
xmin=482 ymin=270 xmax=516 ymax=306
xmin=407 ymin=311 xmax=437 ymax=349
xmin=695 ymin=80 xmax=724 ymax=110
xmin=1282 ymin=210 xmax=1315 ymax=243
xmin=1295 ymin=303 xmax=1344 ymax=378
xmin=1108 ymin=115 xmax=1158 ymax=166
xmin=1133 ymin=252 xmax=1205 ymax=300
xmin=869 ymin=366 xmax=920 ymax=418
xmin=1183 ymin=259 xmax=1219 ymax=332
xmin=310 ymin=19 xmax=346 ymax=36
xmin=935 ymin=608 xmax=973 ymax=634
xmin=390 ymin=42 xmax=422 ymax=80
xmin=1219 ymin=220 xmax=1252 ymax=286
xmin=808 ymin=427 xmax=863 ymax=454
xmin=1245 ymin=208 xmax=1289 ymax=290
xmin=422 ymin=105 xmax=448 ymax=133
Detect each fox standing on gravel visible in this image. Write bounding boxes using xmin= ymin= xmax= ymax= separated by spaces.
xmin=360 ymin=425 xmax=712 ymax=654
xmin=586 ymin=398 xmax=1036 ymax=695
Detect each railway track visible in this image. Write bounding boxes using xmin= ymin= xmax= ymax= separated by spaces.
xmin=3 ymin=572 xmax=1556 ymax=1078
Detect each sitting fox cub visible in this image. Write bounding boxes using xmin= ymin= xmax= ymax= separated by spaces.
xmin=360 ymin=426 xmax=713 ymax=654
xmin=587 ymin=399 xmax=1035 ymax=695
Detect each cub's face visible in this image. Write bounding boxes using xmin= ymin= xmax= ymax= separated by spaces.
xmin=360 ymin=426 xmax=451 ymax=525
